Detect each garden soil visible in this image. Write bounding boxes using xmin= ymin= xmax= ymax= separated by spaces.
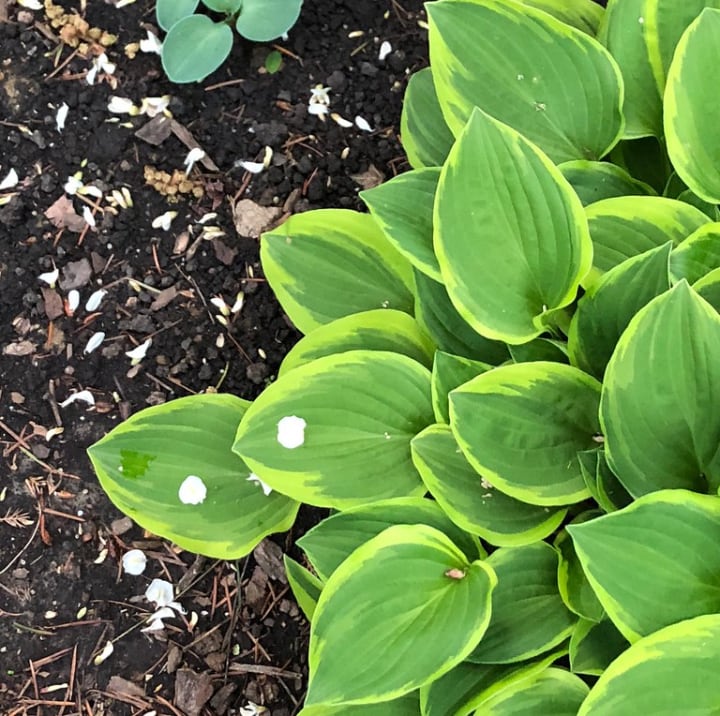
xmin=0 ymin=0 xmax=427 ymax=713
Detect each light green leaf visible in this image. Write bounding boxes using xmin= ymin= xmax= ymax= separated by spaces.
xmin=412 ymin=424 xmax=566 ymax=547
xmin=644 ymin=0 xmax=720 ymax=91
xmin=297 ymin=497 xmax=483 ymax=582
xmin=414 ymin=271 xmax=510 ymax=364
xmin=665 ymin=8 xmax=720 ymax=203
xmin=512 ymin=0 xmax=603 ymax=35
xmin=307 ymin=524 xmax=497 ymax=706
xmin=235 ymin=0 xmax=303 ymax=42
xmin=555 ymin=517 xmax=604 ymax=622
xmin=279 ymin=309 xmax=435 ymax=376
xmin=300 ymin=692 xmax=420 ymax=716
xmin=559 ymin=161 xmax=656 ymax=207
xmin=431 ymin=352 xmax=492 ymax=424
xmin=584 ymin=195 xmax=709 ymax=284
xmin=156 ymin=0 xmax=199 ymax=31
xmin=568 ymin=243 xmax=672 ymax=379
xmin=427 ymin=0 xmax=624 ymax=162
xmin=161 ymin=15 xmax=234 ymax=83
xmin=87 ymin=394 xmax=298 ymax=559
xmin=569 ymin=618 xmax=629 ymax=676
xmin=434 ymin=108 xmax=592 ymax=344
xmin=284 ymin=555 xmax=322 ymax=620
xmin=233 ymin=350 xmax=432 ymax=509
xmin=693 ymin=266 xmax=720 ymax=311
xmin=468 ymin=543 xmax=576 ymax=664
xmin=569 ymin=489 xmax=720 ymax=642
xmin=600 ymin=281 xmax=720 ymax=497
xmin=508 ymin=338 xmax=569 ymax=366
xmin=670 ymin=222 xmax=720 ymax=283
xmin=400 ymin=67 xmax=455 ymax=169
xmin=451 ymin=362 xmax=601 ymax=506
xmin=361 ymin=168 xmax=442 ymax=280
xmin=578 ymin=614 xmax=720 ymax=714
xmin=598 ymin=0 xmax=662 ymax=138
xmin=261 ymin=210 xmax=414 ymax=334
xmin=474 ymin=668 xmax=589 ymax=715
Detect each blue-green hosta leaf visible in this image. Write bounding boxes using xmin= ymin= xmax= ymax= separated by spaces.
xmin=87 ymin=395 xmax=298 ymax=559
xmin=278 ymin=309 xmax=435 ymax=377
xmin=513 ymin=0 xmax=603 ymax=35
xmin=427 ymin=0 xmax=624 ymax=162
xmin=161 ymin=15 xmax=233 ymax=83
xmin=559 ymin=161 xmax=656 ymax=207
xmin=261 ymin=210 xmax=414 ymax=334
xmin=306 ymin=524 xmax=496 ymax=706
xmin=411 ymin=424 xmax=566 ymax=547
xmin=468 ymin=543 xmax=577 ymax=664
xmin=361 ymin=168 xmax=442 ymax=280
xmin=431 ymin=351 xmax=492 ymax=424
xmin=670 ymin=222 xmax=720 ymax=283
xmin=570 ymin=490 xmax=720 ymax=641
xmin=578 ymin=614 xmax=720 ymax=714
xmin=451 ymin=362 xmax=601 ymax=506
xmin=299 ymin=692 xmax=420 ymax=716
xmin=693 ymin=266 xmax=720 ymax=311
xmin=570 ymin=618 xmax=629 ymax=677
xmin=600 ymin=281 xmax=720 ymax=497
xmin=508 ymin=338 xmax=569 ymax=365
xmin=233 ymin=350 xmax=433 ymax=509
xmin=665 ymin=9 xmax=720 ymax=203
xmin=434 ymin=108 xmax=592 ymax=344
xmin=297 ymin=497 xmax=483 ymax=582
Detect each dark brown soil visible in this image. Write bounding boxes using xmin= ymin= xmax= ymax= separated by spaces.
xmin=0 ymin=0 xmax=426 ymax=713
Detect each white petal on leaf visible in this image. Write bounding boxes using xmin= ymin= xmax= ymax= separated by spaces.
xmin=277 ymin=415 xmax=307 ymax=449
xmin=247 ymin=473 xmax=272 ymax=496
xmin=178 ymin=474 xmax=207 ymax=505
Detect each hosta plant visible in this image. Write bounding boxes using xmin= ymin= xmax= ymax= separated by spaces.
xmin=156 ymin=0 xmax=303 ymax=83
xmin=89 ymin=0 xmax=720 ymax=713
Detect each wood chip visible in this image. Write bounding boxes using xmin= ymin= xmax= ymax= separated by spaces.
xmin=150 ymin=285 xmax=178 ymax=311
xmin=45 ymin=195 xmax=85 ymax=232
xmin=3 ymin=340 xmax=36 ymax=356
xmin=351 ymin=163 xmax=385 ymax=190
xmin=174 ymin=669 xmax=214 ymax=716
xmin=212 ymin=237 xmax=237 ymax=266
xmin=41 ymin=287 xmax=64 ymax=320
xmin=232 ymin=199 xmax=283 ymax=239
xmin=107 ymin=675 xmax=145 ymax=699
xmin=252 ymin=539 xmax=287 ymax=583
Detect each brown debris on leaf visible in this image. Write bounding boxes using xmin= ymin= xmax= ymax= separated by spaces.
xmin=232 ymin=199 xmax=283 ymax=239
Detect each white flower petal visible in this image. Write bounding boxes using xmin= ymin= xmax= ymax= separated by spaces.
xmin=142 ymin=619 xmax=166 ymax=632
xmin=125 ymin=338 xmax=152 ymax=365
xmin=247 ymin=473 xmax=272 ymax=496
xmin=309 ymin=85 xmax=331 ymax=104
xmin=231 ymin=293 xmax=244 ymax=314
xmin=93 ymin=641 xmax=114 ymax=665
xmin=66 ymin=289 xmax=80 ymax=314
xmin=210 ymin=296 xmax=231 ymax=316
xmin=0 ymin=168 xmax=19 ymax=190
xmin=38 ymin=267 xmax=59 ymax=288
xmin=145 ymin=578 xmax=175 ymax=608
xmin=55 ymin=103 xmax=69 ymax=132
xmin=84 ymin=331 xmax=105 ymax=354
xmin=140 ymin=95 xmax=171 ymax=118
xmin=59 ymin=390 xmax=95 ymax=408
xmin=82 ymin=205 xmax=96 ymax=228
xmin=240 ymin=703 xmax=267 ymax=716
xmin=140 ymin=30 xmax=163 ymax=55
xmin=64 ymin=175 xmax=84 ymax=195
xmin=18 ymin=0 xmax=43 ymax=8
xmin=330 ymin=113 xmax=353 ymax=128
xmin=308 ymin=103 xmax=329 ymax=117
xmin=355 ymin=115 xmax=373 ymax=132
xmin=121 ymin=549 xmax=147 ymax=575
xmin=378 ymin=40 xmax=392 ymax=61
xmin=178 ymin=475 xmax=207 ymax=505
xmin=150 ymin=606 xmax=177 ymax=621
xmin=108 ymin=96 xmax=136 ymax=114
xmin=86 ymin=64 xmax=99 ymax=85
xmin=237 ymin=161 xmax=265 ymax=174
xmin=85 ymin=289 xmax=107 ymax=312
xmin=277 ymin=415 xmax=307 ymax=449
xmin=183 ymin=147 xmax=206 ymax=175
xmin=151 ymin=210 xmax=177 ymax=231
xmin=78 ymin=184 xmax=104 ymax=199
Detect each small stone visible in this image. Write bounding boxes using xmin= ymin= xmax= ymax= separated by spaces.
xmin=245 ymin=362 xmax=269 ymax=384
xmin=110 ymin=516 xmax=133 ymax=535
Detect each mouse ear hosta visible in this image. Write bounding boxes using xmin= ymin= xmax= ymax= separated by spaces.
xmin=89 ymin=0 xmax=720 ymax=710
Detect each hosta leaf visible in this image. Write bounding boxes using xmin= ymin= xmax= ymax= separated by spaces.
xmin=400 ymin=67 xmax=455 ymax=169
xmin=297 ymin=497 xmax=483 ymax=582
xmin=598 ymin=0 xmax=662 ymax=138
xmin=427 ymin=0 xmax=624 ymax=162
xmin=693 ymin=266 xmax=720 ymax=311
xmin=161 ymin=15 xmax=233 ymax=83
xmin=411 ymin=424 xmax=566 ymax=547
xmin=431 ymin=352 xmax=492 ymax=424
xmin=508 ymin=338 xmax=569 ymax=365
xmin=584 ymin=196 xmax=709 ymax=283
xmin=434 ymin=108 xmax=592 ymax=344
xmin=578 ymin=614 xmax=720 ymax=714
xmin=87 ymin=395 xmax=298 ymax=559
xmin=670 ymin=222 xmax=720 ymax=283
xmin=284 ymin=555 xmax=322 ymax=620
xmin=570 ymin=618 xmax=629 ymax=676
xmin=300 ymin=692 xmax=421 ymax=716
xmin=568 ymin=243 xmax=672 ymax=379
xmin=569 ymin=490 xmax=720 ymax=641
xmin=600 ymin=281 xmax=720 ymax=496
xmin=156 ymin=0 xmax=199 ymax=31
xmin=513 ymin=0 xmax=603 ymax=35
xmin=451 ymin=362 xmax=601 ymax=506
xmin=468 ymin=543 xmax=577 ymax=664
xmin=279 ymin=309 xmax=435 ymax=376
xmin=665 ymin=9 xmax=720 ymax=203
xmin=261 ymin=210 xmax=414 ymax=334
xmin=361 ymin=168 xmax=442 ymax=280
xmin=414 ymin=271 xmax=510 ymax=364
xmin=306 ymin=524 xmax=496 ymax=706
xmin=559 ymin=161 xmax=656 ymax=207
xmin=233 ymin=350 xmax=432 ymax=509
xmin=474 ymin=668 xmax=588 ymax=715
xmin=235 ymin=0 xmax=303 ymax=42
